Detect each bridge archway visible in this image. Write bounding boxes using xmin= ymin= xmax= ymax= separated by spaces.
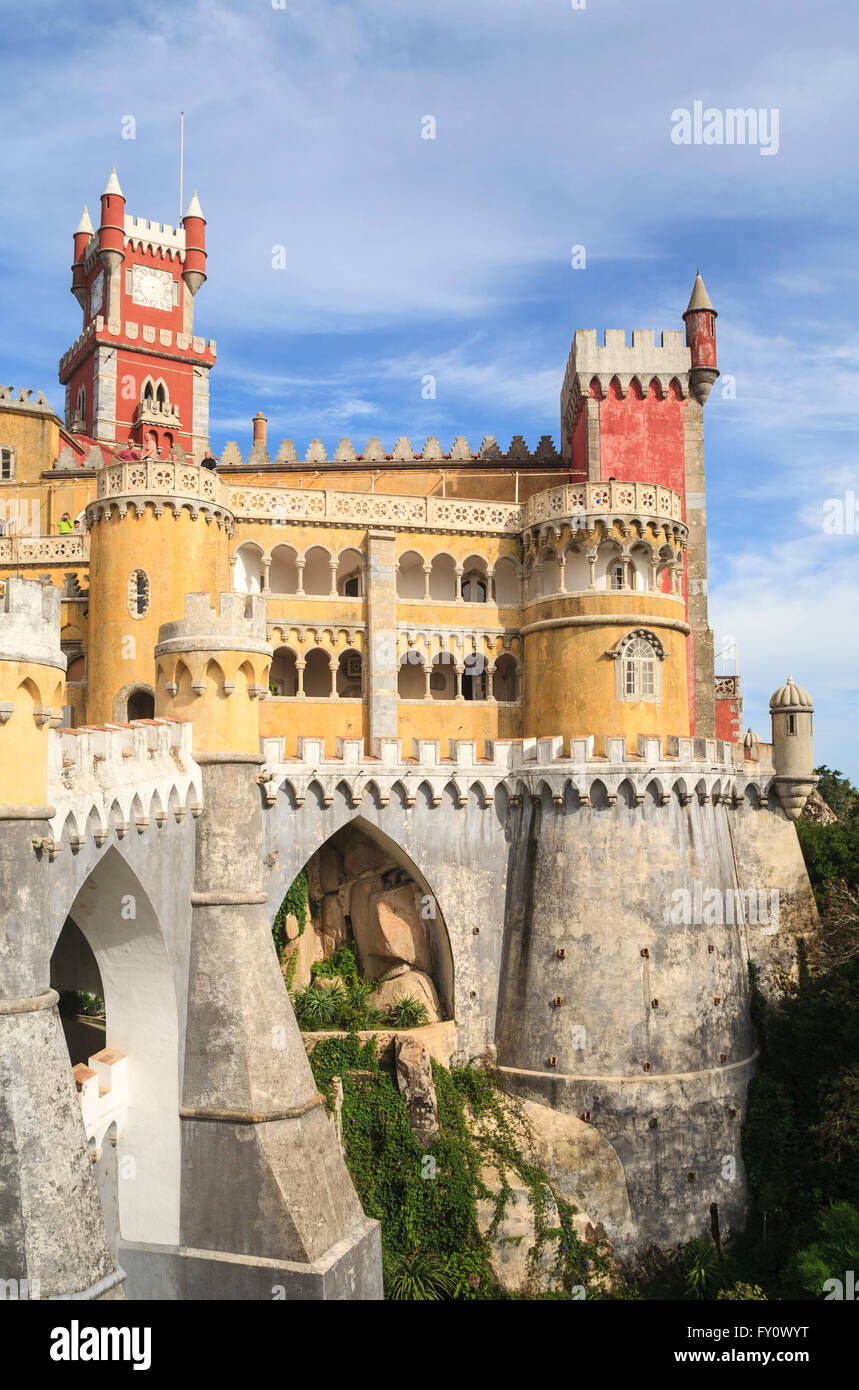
xmin=50 ymin=848 xmax=180 ymax=1250
xmin=276 ymin=816 xmax=455 ymax=1021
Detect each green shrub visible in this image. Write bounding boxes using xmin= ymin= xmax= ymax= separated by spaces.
xmin=385 ymin=1249 xmax=457 ymax=1301
xmin=385 ymin=996 xmax=430 ymax=1029
xmin=292 ymin=981 xmax=346 ymax=1030
xmin=681 ymin=1237 xmax=720 ymax=1300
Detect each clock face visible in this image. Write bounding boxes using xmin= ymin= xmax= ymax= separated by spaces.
xmin=131 ymin=265 xmax=174 ymax=312
xmin=90 ymin=271 xmax=104 ymax=317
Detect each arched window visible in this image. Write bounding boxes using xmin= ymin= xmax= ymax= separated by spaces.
xmin=127 ymin=688 xmax=155 ymax=720
xmin=398 ymin=652 xmax=426 ymax=699
xmin=143 ymin=380 xmax=155 ymax=403
xmin=303 ymin=649 xmax=333 ymax=697
xmin=623 ymin=637 xmax=656 ymax=697
xmin=461 ymin=652 xmax=487 ymax=700
xmin=75 ymin=386 xmax=86 ymax=425
xmin=461 ymin=554 xmax=488 ymax=603
xmin=270 ymin=647 xmax=298 ymax=697
xmin=613 ymin=630 xmax=666 ymax=703
xmin=493 ymin=654 xmax=519 ymax=702
xmin=336 ymin=649 xmax=363 ymax=697
xmin=156 ymin=382 xmax=167 ymax=406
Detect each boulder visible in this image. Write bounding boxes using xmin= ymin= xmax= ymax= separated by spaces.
xmin=519 ymin=1099 xmax=635 ymax=1262
xmin=283 ymin=912 xmax=300 ymax=942
xmin=318 ymin=843 xmax=343 ymax=893
xmin=395 ymin=1035 xmax=439 ymax=1147
xmin=475 ymin=1167 xmax=562 ymax=1295
xmin=320 ymin=893 xmax=348 ymax=955
xmin=352 ymin=882 xmax=432 ymax=975
xmin=342 ymin=836 xmax=395 ymax=880
xmin=372 ymin=968 xmax=441 ymax=1023
xmin=285 ymin=923 xmax=323 ymax=992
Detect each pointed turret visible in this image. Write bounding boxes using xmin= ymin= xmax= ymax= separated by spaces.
xmin=75 ymin=205 xmax=94 ymax=237
xmin=769 ymin=676 xmax=815 ymax=820
xmin=683 ymin=270 xmax=719 ymax=406
xmin=71 ymin=205 xmax=95 ymax=308
xmin=182 ymin=188 xmax=207 ymax=298
xmin=102 ymin=165 xmax=124 ymax=197
xmin=98 ymin=166 xmax=126 ymax=295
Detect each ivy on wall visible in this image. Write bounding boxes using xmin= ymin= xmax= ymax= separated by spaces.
xmin=308 ymin=1034 xmax=602 ymax=1300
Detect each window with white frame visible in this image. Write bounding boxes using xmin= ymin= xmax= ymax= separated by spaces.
xmin=0 ymin=446 xmax=15 ymax=481
xmin=623 ymin=636 xmax=657 ymax=698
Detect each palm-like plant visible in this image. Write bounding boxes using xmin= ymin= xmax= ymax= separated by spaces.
xmin=386 ymin=1250 xmax=456 ymax=1301
xmin=682 ymin=1237 xmax=720 ymax=1300
xmin=386 ymin=996 xmax=430 ymax=1028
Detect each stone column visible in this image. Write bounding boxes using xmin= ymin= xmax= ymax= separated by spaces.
xmin=179 ymin=755 xmax=375 ymax=1282
xmin=0 ymin=814 xmax=125 ymax=1302
xmin=422 ymin=564 xmax=431 ymax=601
xmin=423 ymin=661 xmax=432 ymax=700
xmin=295 ymin=559 xmax=305 ymax=596
xmin=684 ymin=401 xmax=716 ymax=737
xmin=329 ymin=561 xmax=338 ymax=598
xmin=261 ymin=558 xmax=271 ymax=594
xmin=295 ymin=660 xmax=305 ymax=697
xmin=0 ymin=579 xmax=122 ymax=1300
xmin=365 ymin=530 xmax=398 ymax=747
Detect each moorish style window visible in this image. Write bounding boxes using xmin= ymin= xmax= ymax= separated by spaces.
xmin=611 ymin=628 xmax=667 ymax=704
xmin=624 ymin=637 xmax=657 ymax=698
xmin=127 ymin=569 xmax=150 ymax=618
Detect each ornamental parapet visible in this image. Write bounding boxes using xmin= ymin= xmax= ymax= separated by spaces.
xmin=88 ymin=459 xmax=233 ymax=528
xmin=0 ymin=534 xmax=90 ymax=565
xmin=227 ymin=480 xmax=683 ymax=538
xmin=521 ymin=480 xmax=683 ymax=530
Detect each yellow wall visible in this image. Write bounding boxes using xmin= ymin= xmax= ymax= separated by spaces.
xmin=522 ymin=592 xmax=689 ymax=753
xmin=0 ymin=660 xmax=64 ymax=805
xmin=87 ymin=504 xmax=229 ymax=724
xmin=260 ymin=697 xmax=367 ymax=757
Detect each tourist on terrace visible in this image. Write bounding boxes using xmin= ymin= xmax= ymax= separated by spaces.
xmin=57 ymin=513 xmax=73 ymax=534
xmin=201 ymin=448 xmax=218 ymax=471
xmin=114 ymin=440 xmax=141 ymax=462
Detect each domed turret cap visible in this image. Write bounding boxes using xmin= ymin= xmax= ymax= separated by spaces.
xmin=769 ymin=675 xmax=813 ymax=711
xmin=743 ymin=727 xmax=761 ymax=748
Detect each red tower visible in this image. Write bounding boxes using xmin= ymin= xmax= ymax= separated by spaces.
xmin=559 ymin=272 xmax=720 ymax=736
xmin=59 ymin=168 xmax=215 ymax=461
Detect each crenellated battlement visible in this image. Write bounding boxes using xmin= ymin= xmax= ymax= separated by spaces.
xmin=218 ymin=433 xmax=560 ymax=469
xmin=156 ymin=591 xmax=270 ymax=654
xmin=47 ymin=716 xmax=202 ymax=847
xmin=0 ymin=577 xmax=66 ymax=670
xmin=258 ymin=730 xmax=771 ymax=812
xmin=0 ymin=385 xmax=54 ymax=414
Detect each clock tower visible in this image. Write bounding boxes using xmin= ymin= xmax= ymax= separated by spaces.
xmin=59 ymin=168 xmax=216 ymax=461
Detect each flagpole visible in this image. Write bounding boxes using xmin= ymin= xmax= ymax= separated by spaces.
xmin=179 ymin=111 xmax=185 ymax=222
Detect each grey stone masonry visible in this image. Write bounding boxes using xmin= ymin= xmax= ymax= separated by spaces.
xmin=365 ymin=531 xmax=399 ymax=744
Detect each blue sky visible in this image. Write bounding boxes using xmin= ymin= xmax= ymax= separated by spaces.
xmin=1 ymin=0 xmax=856 ymax=776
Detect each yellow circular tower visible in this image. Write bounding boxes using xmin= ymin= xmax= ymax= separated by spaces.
xmin=519 ymin=481 xmax=691 ymax=751
xmin=154 ymin=591 xmax=272 ymax=755
xmin=85 ymin=457 xmax=233 ymax=725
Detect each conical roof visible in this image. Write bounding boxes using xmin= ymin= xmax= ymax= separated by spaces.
xmin=102 ymin=165 xmax=123 ymax=197
xmin=184 ymin=189 xmax=204 ymax=219
xmin=75 ymin=205 xmax=94 ymax=236
xmin=684 ymin=270 xmax=716 ymax=317
xmin=769 ymin=676 xmax=813 ymax=710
